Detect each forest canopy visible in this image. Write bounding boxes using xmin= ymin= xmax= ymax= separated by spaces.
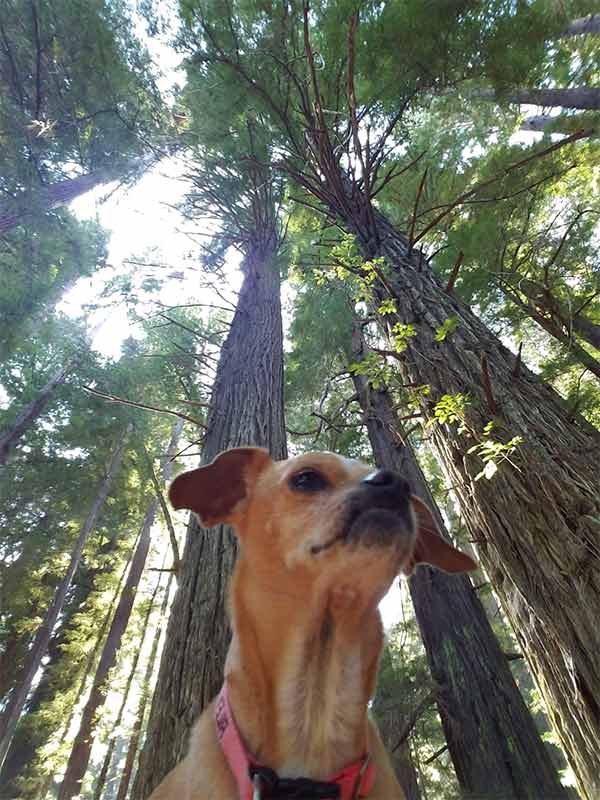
xmin=1 ymin=1 xmax=599 ymax=799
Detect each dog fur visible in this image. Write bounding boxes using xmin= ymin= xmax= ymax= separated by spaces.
xmin=147 ymin=448 xmax=477 ymax=800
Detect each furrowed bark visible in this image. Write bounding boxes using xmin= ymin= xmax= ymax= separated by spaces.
xmin=0 ymin=429 xmax=130 ymax=770
xmin=133 ymin=238 xmax=287 ymax=800
xmin=349 ymin=328 xmax=568 ymax=798
xmin=346 ymin=207 xmax=600 ymax=799
xmin=57 ymin=422 xmax=182 ymax=800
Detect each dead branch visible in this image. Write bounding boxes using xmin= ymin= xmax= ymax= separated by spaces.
xmin=391 ymin=690 xmax=437 ymax=752
xmin=408 ymin=167 xmax=428 ymax=252
xmin=444 ymin=251 xmax=464 ymax=295
xmin=480 ymin=353 xmax=499 ymax=414
xmin=146 ymin=453 xmax=181 ymax=575
xmin=512 ymin=342 xmax=523 ymax=379
xmin=413 ymin=128 xmax=592 ymax=245
xmin=83 ymin=385 xmax=208 ymax=429
xmin=424 ymin=744 xmax=449 ymax=765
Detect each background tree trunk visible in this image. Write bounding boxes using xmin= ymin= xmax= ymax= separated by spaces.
xmin=115 ymin=572 xmax=175 ymax=800
xmin=349 ymin=327 xmax=568 ymax=798
xmin=0 ymin=169 xmax=117 ymax=237
xmin=133 ymin=243 xmax=287 ymax=799
xmin=560 ymin=15 xmax=600 ymax=37
xmin=0 ymin=429 xmax=130 ymax=769
xmin=0 ymin=363 xmax=73 ymax=465
xmin=58 ymin=422 xmax=182 ymax=800
xmin=349 ymin=208 xmax=600 ymax=799
xmin=477 ymin=86 xmax=600 ymax=111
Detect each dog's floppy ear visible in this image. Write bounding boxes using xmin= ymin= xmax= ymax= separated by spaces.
xmin=169 ymin=447 xmax=272 ymax=528
xmin=403 ymin=495 xmax=478 ymax=575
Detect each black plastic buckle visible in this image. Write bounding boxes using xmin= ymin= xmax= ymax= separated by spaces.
xmin=249 ymin=765 xmax=341 ymax=799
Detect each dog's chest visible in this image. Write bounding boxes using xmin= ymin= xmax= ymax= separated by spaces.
xmin=275 ymin=628 xmax=365 ymax=776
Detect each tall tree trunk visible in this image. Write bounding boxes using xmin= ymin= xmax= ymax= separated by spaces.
xmin=57 ymin=422 xmax=182 ymax=800
xmin=0 ymin=545 xmax=114 ymax=795
xmin=90 ymin=569 xmax=164 ymax=800
xmin=133 ymin=240 xmax=287 ymax=800
xmin=349 ymin=327 xmax=568 ymax=797
xmin=115 ymin=572 xmax=175 ymax=800
xmin=342 ymin=205 xmax=600 ymax=799
xmin=477 ymin=86 xmax=600 ymax=111
xmin=0 ymin=169 xmax=115 ymax=237
xmin=560 ymin=15 xmax=600 ymax=37
xmin=31 ymin=545 xmax=135 ymax=800
xmin=0 ymin=430 xmax=130 ymax=769
xmin=0 ymin=363 xmax=73 ymax=465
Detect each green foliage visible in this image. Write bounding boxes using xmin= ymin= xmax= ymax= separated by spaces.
xmin=467 ymin=422 xmax=523 ymax=481
xmin=435 ymin=315 xmax=460 ymax=342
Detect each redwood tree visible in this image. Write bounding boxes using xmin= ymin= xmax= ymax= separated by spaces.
xmin=349 ymin=325 xmax=567 ymax=798
xmin=176 ymin=4 xmax=600 ymax=795
xmin=133 ymin=127 xmax=288 ymax=796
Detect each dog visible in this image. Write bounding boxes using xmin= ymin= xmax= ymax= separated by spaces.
xmin=148 ymin=447 xmax=477 ymax=800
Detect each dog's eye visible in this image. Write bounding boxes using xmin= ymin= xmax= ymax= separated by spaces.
xmin=289 ymin=469 xmax=329 ymax=492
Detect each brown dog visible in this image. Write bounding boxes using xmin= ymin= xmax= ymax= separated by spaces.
xmin=148 ymin=448 xmax=477 ymax=800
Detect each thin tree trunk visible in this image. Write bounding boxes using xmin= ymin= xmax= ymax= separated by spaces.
xmin=133 ymin=240 xmax=287 ymax=800
xmin=58 ymin=422 xmax=182 ymax=800
xmin=0 ymin=363 xmax=74 ymax=465
xmin=91 ymin=569 xmax=164 ymax=800
xmin=477 ymin=86 xmax=600 ymax=111
xmin=0 ymin=544 xmax=115 ymax=795
xmin=32 ymin=542 xmax=136 ymax=800
xmin=520 ymin=114 xmax=598 ymax=137
xmin=0 ymin=170 xmax=114 ymax=237
xmin=0 ymin=430 xmax=130 ymax=769
xmin=345 ymin=206 xmax=600 ymax=799
xmin=115 ymin=572 xmax=175 ymax=800
xmin=514 ymin=279 xmax=600 ymax=352
xmin=500 ymin=285 xmax=600 ymax=379
xmin=349 ymin=327 xmax=568 ymax=797
xmin=560 ymin=15 xmax=600 ymax=37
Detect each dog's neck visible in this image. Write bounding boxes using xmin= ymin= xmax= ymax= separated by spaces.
xmin=224 ymin=559 xmax=384 ymax=780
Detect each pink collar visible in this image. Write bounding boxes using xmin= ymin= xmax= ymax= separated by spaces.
xmin=215 ymin=683 xmax=376 ymax=799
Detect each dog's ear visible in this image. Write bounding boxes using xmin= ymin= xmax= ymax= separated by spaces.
xmin=403 ymin=495 xmax=478 ymax=575
xmin=169 ymin=447 xmax=272 ymax=528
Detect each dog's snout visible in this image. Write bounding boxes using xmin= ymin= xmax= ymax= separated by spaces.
xmin=362 ymin=470 xmax=410 ymax=497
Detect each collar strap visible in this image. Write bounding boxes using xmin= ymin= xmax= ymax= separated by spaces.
xmin=215 ymin=684 xmax=376 ymax=800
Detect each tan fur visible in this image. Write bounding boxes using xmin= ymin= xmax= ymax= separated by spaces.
xmin=148 ymin=449 xmax=477 ymax=800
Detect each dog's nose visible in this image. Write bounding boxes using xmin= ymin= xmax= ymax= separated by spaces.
xmin=362 ymin=470 xmax=411 ymax=497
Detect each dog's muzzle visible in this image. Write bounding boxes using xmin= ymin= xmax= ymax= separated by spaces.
xmin=311 ymin=469 xmax=414 ymax=554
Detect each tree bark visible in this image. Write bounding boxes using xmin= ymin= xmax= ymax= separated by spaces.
xmin=0 ymin=363 xmax=73 ymax=465
xmin=345 ymin=207 xmax=600 ymax=799
xmin=0 ymin=429 xmax=130 ymax=770
xmin=477 ymin=86 xmax=600 ymax=111
xmin=349 ymin=327 xmax=568 ymax=798
xmin=57 ymin=422 xmax=182 ymax=800
xmin=133 ymin=241 xmax=287 ymax=800
xmin=560 ymin=15 xmax=600 ymax=37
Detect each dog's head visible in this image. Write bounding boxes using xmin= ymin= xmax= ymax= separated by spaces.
xmin=169 ymin=448 xmax=476 ymax=596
